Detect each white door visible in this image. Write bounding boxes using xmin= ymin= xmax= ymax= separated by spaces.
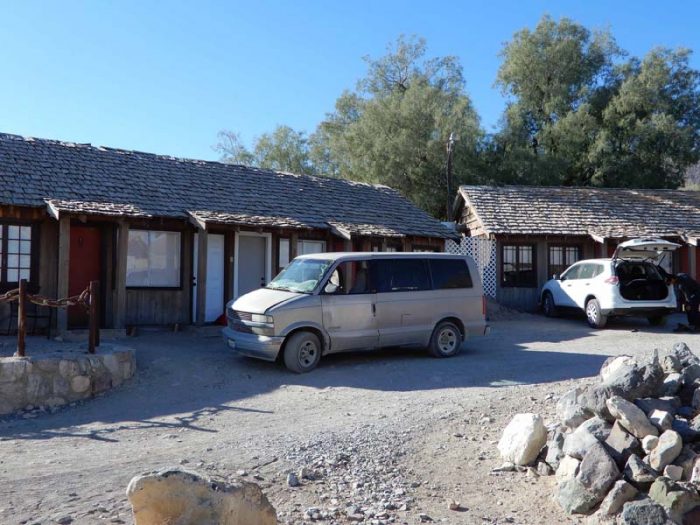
xmin=235 ymin=233 xmax=271 ymax=298
xmin=554 ymin=264 xmax=581 ymax=307
xmin=193 ymin=233 xmax=225 ymax=323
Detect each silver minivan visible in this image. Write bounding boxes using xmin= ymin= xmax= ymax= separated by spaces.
xmin=222 ymin=252 xmax=488 ymax=373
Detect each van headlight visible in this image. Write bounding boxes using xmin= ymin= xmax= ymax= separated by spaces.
xmin=251 ymin=314 xmax=274 ymax=324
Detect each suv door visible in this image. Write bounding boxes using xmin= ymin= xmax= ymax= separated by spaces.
xmin=320 ymin=260 xmax=379 ymax=353
xmin=554 ymin=264 xmax=582 ymax=307
xmin=570 ymin=263 xmax=598 ymax=308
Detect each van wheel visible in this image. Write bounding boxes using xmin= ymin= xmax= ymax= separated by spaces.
xmin=585 ymin=298 xmax=608 ymax=329
xmin=648 ymin=315 xmax=667 ymax=326
xmin=283 ymin=331 xmax=321 ymax=373
xmin=542 ymin=292 xmax=558 ymax=318
xmin=428 ymin=321 xmax=463 ymax=358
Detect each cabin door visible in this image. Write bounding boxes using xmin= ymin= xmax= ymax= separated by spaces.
xmin=234 ymin=232 xmax=271 ymax=299
xmin=68 ymin=225 xmax=101 ymax=328
xmin=192 ymin=233 xmax=225 ymax=323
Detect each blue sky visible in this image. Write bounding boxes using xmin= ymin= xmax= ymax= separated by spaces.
xmin=1 ymin=1 xmax=698 ymax=161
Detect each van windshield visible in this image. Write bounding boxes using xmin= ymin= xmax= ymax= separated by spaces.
xmin=267 ymin=258 xmax=332 ymax=293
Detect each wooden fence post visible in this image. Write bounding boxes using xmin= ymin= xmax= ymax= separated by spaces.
xmin=88 ymin=280 xmax=99 ymax=354
xmin=17 ymin=279 xmax=26 ymax=357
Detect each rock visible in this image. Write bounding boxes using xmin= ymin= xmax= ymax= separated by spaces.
xmin=677 ymin=405 xmax=695 ymax=418
xmin=649 ymin=410 xmax=673 ymax=432
xmin=642 ymin=435 xmax=659 ymax=454
xmin=497 ymin=413 xmax=547 ymax=466
xmin=636 ymin=397 xmax=680 ymax=417
xmin=601 ymin=351 xmax=665 ymax=400
xmin=682 ymin=364 xmax=700 ymax=385
xmin=692 ymin=389 xmax=700 ymax=410
xmin=648 ymin=476 xmax=700 ymax=523
xmin=557 ymin=388 xmax=593 ymax=429
xmin=556 ymin=455 xmax=581 ymax=482
xmin=579 ymin=416 xmax=612 ymax=441
xmin=607 ymin=396 xmax=658 ymax=439
xmin=690 ymin=457 xmax=700 ymax=483
xmin=663 ymin=464 xmax=683 ymax=481
xmin=579 ymin=385 xmax=619 ymax=421
xmin=544 ymin=428 xmax=565 ymax=469
xmin=557 ymin=477 xmax=600 ymax=514
xmin=671 ymin=417 xmax=700 ymax=441
xmin=670 ymin=342 xmax=700 ymax=367
xmin=286 ymin=472 xmax=300 ymax=487
xmin=600 ymin=355 xmax=636 ymax=383
xmin=649 ymin=430 xmax=683 ymax=471
xmin=662 ymin=373 xmax=682 ymax=396
xmin=563 ymin=427 xmax=599 ymax=460
xmin=662 ymin=354 xmax=682 ymax=374
xmin=605 ymin=421 xmax=642 ymax=468
xmin=624 ymin=454 xmax=659 ymax=490
xmin=620 ymin=498 xmax=669 ymax=525
xmin=598 ymin=479 xmax=638 ymax=516
xmin=537 ymin=461 xmax=554 ymax=476
xmin=576 ymin=442 xmax=620 ymax=499
xmin=70 ymin=375 xmax=91 ymax=394
xmin=125 ymin=468 xmax=277 ymax=525
xmin=447 ymin=500 xmax=461 ymax=511
xmin=672 ymin=445 xmax=698 ymax=481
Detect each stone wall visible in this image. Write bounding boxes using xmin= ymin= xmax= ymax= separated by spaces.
xmin=0 ymin=345 xmax=135 ymax=415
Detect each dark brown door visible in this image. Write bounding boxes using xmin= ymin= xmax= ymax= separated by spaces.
xmin=68 ymin=226 xmax=101 ymax=327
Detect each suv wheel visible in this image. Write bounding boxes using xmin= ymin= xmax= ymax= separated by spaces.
xmin=585 ymin=298 xmax=608 ymax=329
xmin=542 ymin=292 xmax=558 ymax=318
xmin=428 ymin=321 xmax=463 ymax=358
xmin=283 ymin=331 xmax=322 ymax=373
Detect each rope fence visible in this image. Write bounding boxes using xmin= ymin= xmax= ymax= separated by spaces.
xmin=0 ymin=279 xmax=100 ymax=357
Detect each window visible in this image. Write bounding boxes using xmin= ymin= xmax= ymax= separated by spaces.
xmin=430 ymin=259 xmax=473 ymax=289
xmin=374 ymin=258 xmax=430 ymax=293
xmin=0 ymin=224 xmax=34 ymax=286
xmin=325 ymin=261 xmax=371 ymax=295
xmin=501 ymin=244 xmax=537 ymax=287
xmin=298 ymin=240 xmax=326 ymax=255
xmin=126 ymin=230 xmax=181 ymax=287
xmin=561 ymin=264 xmax=582 ymax=280
xmin=548 ymin=245 xmax=582 ymax=278
xmin=279 ymin=238 xmax=290 ymax=268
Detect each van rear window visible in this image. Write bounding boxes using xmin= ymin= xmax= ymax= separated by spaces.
xmin=429 ymin=259 xmax=473 ymax=289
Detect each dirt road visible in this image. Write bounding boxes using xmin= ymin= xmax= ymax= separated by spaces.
xmin=1 ymin=314 xmax=699 ymax=524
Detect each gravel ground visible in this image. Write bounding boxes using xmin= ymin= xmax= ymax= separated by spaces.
xmin=1 ymin=313 xmax=699 ymax=525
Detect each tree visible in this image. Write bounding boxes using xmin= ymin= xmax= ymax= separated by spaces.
xmin=311 ymin=36 xmax=483 ymax=218
xmin=215 ymin=125 xmax=316 ymax=175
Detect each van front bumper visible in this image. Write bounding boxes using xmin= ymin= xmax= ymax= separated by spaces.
xmin=222 ymin=327 xmax=284 ymax=362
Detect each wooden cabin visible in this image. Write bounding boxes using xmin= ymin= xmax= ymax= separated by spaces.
xmin=0 ymin=133 xmax=453 ymax=334
xmin=453 ymin=185 xmax=700 ymax=311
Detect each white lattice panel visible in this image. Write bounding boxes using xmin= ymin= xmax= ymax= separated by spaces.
xmin=446 ymin=237 xmax=497 ymax=297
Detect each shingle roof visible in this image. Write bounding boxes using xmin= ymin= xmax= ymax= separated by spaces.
xmin=458 ymin=185 xmax=700 ymax=239
xmin=0 ymin=133 xmax=453 ymax=239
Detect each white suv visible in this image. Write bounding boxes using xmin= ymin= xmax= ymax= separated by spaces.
xmin=541 ymin=239 xmax=680 ymax=328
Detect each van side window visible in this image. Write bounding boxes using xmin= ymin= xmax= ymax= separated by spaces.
xmin=430 ymin=259 xmax=473 ymax=289
xmin=326 ymin=261 xmax=371 ymax=295
xmin=374 ymin=259 xmax=430 ymax=293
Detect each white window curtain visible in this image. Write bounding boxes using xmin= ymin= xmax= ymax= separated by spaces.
xmin=279 ymin=238 xmax=290 ymax=268
xmin=126 ymin=230 xmax=181 ymax=287
xmin=298 ymin=240 xmax=326 ymax=255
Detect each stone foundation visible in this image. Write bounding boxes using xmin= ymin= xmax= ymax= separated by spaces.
xmin=0 ymin=345 xmax=135 ymax=415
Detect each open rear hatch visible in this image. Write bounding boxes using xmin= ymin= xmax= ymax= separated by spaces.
xmin=613 ymin=239 xmax=680 ymax=301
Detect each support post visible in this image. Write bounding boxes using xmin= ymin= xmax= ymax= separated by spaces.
xmin=56 ymin=216 xmax=70 ymax=334
xmin=196 ymin=229 xmax=208 ymax=326
xmin=290 ymin=232 xmax=299 ymax=260
xmin=689 ymin=245 xmax=697 ymax=280
xmin=114 ymin=221 xmax=129 ymax=329
xmin=16 ymin=279 xmax=26 ymax=357
xmin=88 ymin=280 xmax=99 ymax=353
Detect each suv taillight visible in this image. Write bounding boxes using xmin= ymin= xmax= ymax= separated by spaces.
xmin=604 ymin=276 xmax=619 ymax=285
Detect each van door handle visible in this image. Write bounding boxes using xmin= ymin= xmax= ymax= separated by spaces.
xmin=372 ymin=304 xmax=376 ymax=316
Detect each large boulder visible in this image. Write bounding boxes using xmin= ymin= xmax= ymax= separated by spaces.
xmin=556 ymin=387 xmax=593 ymax=429
xmin=556 ymin=477 xmax=600 ymax=515
xmin=497 ymin=413 xmax=547 ymax=466
xmin=544 ymin=428 xmax=566 ymax=470
xmin=623 ymin=454 xmax=659 ymax=491
xmin=600 ymin=352 xmax=665 ymax=400
xmin=648 ymin=430 xmax=683 ymax=471
xmin=597 ymin=480 xmax=638 ymax=516
xmin=620 ymin=498 xmax=671 ymax=525
xmin=648 ymin=477 xmax=700 ymax=523
xmin=605 ymin=421 xmax=642 ymax=468
xmin=578 ymin=416 xmax=612 ymax=441
xmin=576 ymin=442 xmax=620 ymax=500
xmin=562 ymin=426 xmax=598 ymax=460
xmin=606 ymin=396 xmax=658 ymax=439
xmin=126 ymin=468 xmax=277 ymax=525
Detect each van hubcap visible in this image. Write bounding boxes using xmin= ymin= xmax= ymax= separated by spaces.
xmin=298 ymin=341 xmax=318 ymax=368
xmin=438 ymin=328 xmax=458 ymax=353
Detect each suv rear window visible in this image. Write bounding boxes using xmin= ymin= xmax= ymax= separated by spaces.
xmin=429 ymin=259 xmax=473 ymax=289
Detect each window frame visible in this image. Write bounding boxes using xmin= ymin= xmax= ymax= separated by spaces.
xmin=0 ymin=221 xmax=39 ymax=292
xmin=500 ymin=243 xmax=537 ymax=288
xmin=125 ymin=228 xmax=184 ymax=290
xmin=298 ymin=239 xmax=327 ymax=256
xmin=548 ymin=244 xmax=582 ymax=279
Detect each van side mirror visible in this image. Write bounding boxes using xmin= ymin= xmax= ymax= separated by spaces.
xmin=324 ymin=283 xmax=339 ymax=294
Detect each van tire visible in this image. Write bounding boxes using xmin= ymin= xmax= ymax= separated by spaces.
xmin=542 ymin=292 xmax=558 ymax=318
xmin=283 ymin=331 xmax=322 ymax=373
xmin=428 ymin=321 xmax=463 ymax=358
xmin=585 ymin=298 xmax=608 ymax=329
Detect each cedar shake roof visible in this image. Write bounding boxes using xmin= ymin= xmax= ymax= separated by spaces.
xmin=458 ymin=185 xmax=700 ymax=239
xmin=0 ymin=133 xmax=453 ymax=239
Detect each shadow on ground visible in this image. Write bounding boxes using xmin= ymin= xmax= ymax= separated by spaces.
xmin=2 ymin=313 xmax=698 ymax=441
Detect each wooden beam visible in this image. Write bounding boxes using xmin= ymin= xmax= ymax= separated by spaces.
xmin=113 ymin=221 xmax=129 ymax=329
xmin=290 ymin=232 xmax=299 ymax=259
xmin=56 ymin=216 xmax=70 ymax=334
xmin=195 ymin=229 xmax=208 ymax=326
xmin=690 ymin=245 xmax=697 ymax=280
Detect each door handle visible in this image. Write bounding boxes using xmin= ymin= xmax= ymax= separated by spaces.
xmin=372 ymin=303 xmax=376 ymax=316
